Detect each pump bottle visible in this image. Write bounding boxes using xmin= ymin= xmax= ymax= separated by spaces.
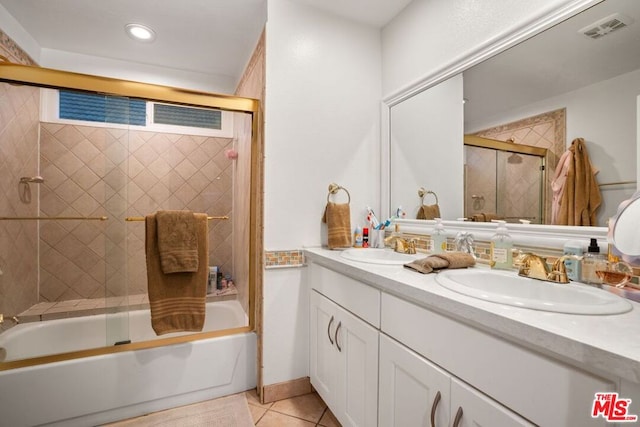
xmin=491 ymin=221 xmax=513 ymax=270
xmin=430 ymin=218 xmax=447 ymax=254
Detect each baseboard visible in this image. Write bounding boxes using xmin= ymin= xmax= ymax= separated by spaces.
xmin=261 ymin=377 xmax=312 ymax=404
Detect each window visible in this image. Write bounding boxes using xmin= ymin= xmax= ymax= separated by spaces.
xmin=59 ymin=90 xmax=146 ymax=125
xmin=42 ymin=89 xmax=232 ymax=137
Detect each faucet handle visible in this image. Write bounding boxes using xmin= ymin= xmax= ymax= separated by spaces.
xmin=549 ymin=254 xmax=580 ymax=284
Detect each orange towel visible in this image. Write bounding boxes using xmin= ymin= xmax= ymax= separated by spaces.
xmin=145 ymin=213 xmax=208 ymax=335
xmin=417 ymin=204 xmax=441 ymax=220
xmin=322 ymin=202 xmax=352 ymax=249
xmin=156 ymin=210 xmax=199 ymax=274
xmin=404 ymin=252 xmax=476 ymax=274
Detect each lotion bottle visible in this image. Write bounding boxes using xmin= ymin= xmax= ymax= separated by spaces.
xmin=430 ymin=218 xmax=447 ymax=254
xmin=491 ymin=221 xmax=513 ymax=270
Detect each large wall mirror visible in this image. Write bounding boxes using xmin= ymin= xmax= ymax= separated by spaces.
xmin=389 ymin=0 xmax=639 ymax=228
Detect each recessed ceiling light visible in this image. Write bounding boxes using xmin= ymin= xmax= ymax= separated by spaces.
xmin=125 ymin=23 xmax=156 ymax=42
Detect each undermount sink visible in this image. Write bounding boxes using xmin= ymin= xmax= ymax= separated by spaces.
xmin=435 ymin=268 xmax=633 ymax=315
xmin=340 ymin=248 xmax=421 ymax=265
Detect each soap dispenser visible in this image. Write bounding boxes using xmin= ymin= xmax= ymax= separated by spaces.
xmin=581 ymin=238 xmax=606 ymax=285
xmin=490 ymin=221 xmax=513 ymax=270
xmin=430 ymin=218 xmax=447 ymax=254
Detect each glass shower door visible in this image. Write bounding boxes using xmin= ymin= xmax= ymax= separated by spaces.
xmin=496 ymin=150 xmax=544 ymax=224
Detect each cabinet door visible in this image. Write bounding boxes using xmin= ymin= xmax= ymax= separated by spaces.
xmin=310 ymin=290 xmax=338 ymax=407
xmin=334 ymin=301 xmax=379 ymax=427
xmin=379 ymin=334 xmax=450 ymax=427
xmin=450 ymin=378 xmax=534 ymax=427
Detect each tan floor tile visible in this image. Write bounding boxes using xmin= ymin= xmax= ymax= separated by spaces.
xmin=245 ymin=389 xmax=273 ymax=409
xmin=319 ymin=408 xmax=341 ymax=427
xmin=270 ymin=393 xmax=326 ymax=423
xmin=256 ymin=411 xmax=315 ymax=427
xmin=248 ymin=404 xmax=268 ymax=424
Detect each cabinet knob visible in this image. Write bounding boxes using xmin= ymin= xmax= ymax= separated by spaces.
xmin=453 ymin=406 xmax=463 ymax=427
xmin=335 ymin=321 xmax=342 ymax=352
xmin=430 ymin=390 xmax=441 ymax=427
xmin=327 ymin=315 xmax=334 ymax=345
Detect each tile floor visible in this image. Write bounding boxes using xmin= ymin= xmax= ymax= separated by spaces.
xmin=106 ymin=389 xmax=340 ymax=426
xmin=246 ymin=390 xmax=340 ymax=426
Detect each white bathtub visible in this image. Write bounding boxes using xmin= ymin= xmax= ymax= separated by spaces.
xmin=0 ymin=300 xmax=248 ymax=362
xmin=0 ymin=300 xmax=256 ymax=427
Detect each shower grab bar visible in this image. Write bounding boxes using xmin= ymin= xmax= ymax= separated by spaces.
xmin=599 ymin=180 xmax=636 ymax=187
xmin=0 ymin=216 xmax=108 ymax=221
xmin=124 ymin=215 xmax=229 ymax=222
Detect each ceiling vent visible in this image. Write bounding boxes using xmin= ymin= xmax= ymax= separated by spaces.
xmin=579 ymin=13 xmax=634 ymax=40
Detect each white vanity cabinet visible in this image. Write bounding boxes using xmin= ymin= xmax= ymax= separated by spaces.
xmin=307 ymin=258 xmax=617 ymax=427
xmin=379 ymin=334 xmax=533 ymax=426
xmin=308 ymin=264 xmax=380 ymax=427
xmin=381 ymin=293 xmax=615 ymax=427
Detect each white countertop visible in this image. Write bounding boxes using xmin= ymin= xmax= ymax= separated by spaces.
xmin=304 ymin=247 xmax=640 ymax=383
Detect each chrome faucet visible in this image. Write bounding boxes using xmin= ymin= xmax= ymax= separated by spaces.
xmin=454 ymin=232 xmax=474 ymax=256
xmin=516 ymin=253 xmax=579 ymax=284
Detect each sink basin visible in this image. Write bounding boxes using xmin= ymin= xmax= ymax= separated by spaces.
xmin=435 ymin=269 xmax=632 ymax=315
xmin=340 ymin=248 xmax=421 ymax=265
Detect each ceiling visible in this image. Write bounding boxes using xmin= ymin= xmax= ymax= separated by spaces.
xmin=0 ymin=0 xmax=411 ymax=87
xmin=464 ymin=0 xmax=640 ymax=127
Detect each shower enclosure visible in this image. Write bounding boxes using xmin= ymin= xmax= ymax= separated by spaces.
xmin=0 ymin=60 xmax=260 ymax=369
xmin=464 ymin=135 xmax=547 ymax=224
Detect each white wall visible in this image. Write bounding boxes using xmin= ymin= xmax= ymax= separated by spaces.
xmin=382 ymin=0 xmax=577 ymax=98
xmin=39 ymin=49 xmax=235 ymax=94
xmin=0 ymin=3 xmax=40 ymax=62
xmin=466 ymin=68 xmax=640 ymax=224
xmin=263 ymin=0 xmax=381 ymax=385
xmin=390 ymin=74 xmax=464 ymax=219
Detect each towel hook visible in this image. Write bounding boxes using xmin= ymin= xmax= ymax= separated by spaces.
xmin=418 ymin=187 xmax=438 ymax=205
xmin=327 ymin=183 xmax=351 ymax=204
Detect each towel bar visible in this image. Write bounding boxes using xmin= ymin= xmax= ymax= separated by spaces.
xmin=124 ymin=216 xmax=229 ymax=222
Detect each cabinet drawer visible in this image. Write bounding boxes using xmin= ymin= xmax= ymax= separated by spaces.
xmin=381 ymin=292 xmax=615 ymax=427
xmin=308 ymin=263 xmax=380 ymax=327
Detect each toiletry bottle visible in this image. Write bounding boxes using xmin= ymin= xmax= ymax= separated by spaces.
xmin=430 ymin=218 xmax=447 ymax=254
xmin=581 ymin=238 xmax=606 ymax=285
xmin=363 ymin=227 xmax=369 ymax=248
xmin=353 ymin=226 xmax=363 ymax=248
xmin=490 ymin=221 xmax=513 ymax=270
xmin=563 ymin=240 xmax=583 ymax=281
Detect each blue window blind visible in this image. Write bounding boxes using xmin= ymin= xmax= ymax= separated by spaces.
xmin=59 ymin=90 xmax=146 ymax=126
xmin=153 ymin=103 xmax=222 ymax=129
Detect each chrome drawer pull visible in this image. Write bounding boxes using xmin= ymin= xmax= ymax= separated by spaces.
xmin=430 ymin=390 xmax=441 ymax=427
xmin=327 ymin=315 xmax=334 ymax=345
xmin=335 ymin=321 xmax=342 ymax=352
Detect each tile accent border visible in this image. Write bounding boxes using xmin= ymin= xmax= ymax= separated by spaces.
xmin=262 ymin=377 xmax=313 ymax=404
xmin=264 ymin=250 xmax=305 ymax=269
xmin=0 ymin=29 xmax=37 ymax=65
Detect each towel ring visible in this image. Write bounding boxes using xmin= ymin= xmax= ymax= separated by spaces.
xmin=418 ymin=187 xmax=438 ymax=205
xmin=327 ymin=183 xmax=351 ymax=204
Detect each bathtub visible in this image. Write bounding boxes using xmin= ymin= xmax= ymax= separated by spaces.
xmin=0 ymin=300 xmax=256 ymax=427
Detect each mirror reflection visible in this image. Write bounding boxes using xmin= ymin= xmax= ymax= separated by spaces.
xmin=390 ymin=0 xmax=639 ymax=226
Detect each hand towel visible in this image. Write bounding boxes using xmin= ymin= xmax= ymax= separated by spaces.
xmin=404 ymin=252 xmax=476 ymax=274
xmin=145 ymin=212 xmax=208 ymax=335
xmin=322 ymin=202 xmax=352 ymax=249
xmin=156 ymin=210 xmax=199 ymax=274
xmin=417 ymin=204 xmax=441 ymax=220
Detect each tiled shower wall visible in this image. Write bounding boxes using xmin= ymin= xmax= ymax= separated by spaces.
xmin=0 ymin=32 xmax=39 ymax=323
xmin=471 ymin=109 xmax=566 ymax=223
xmin=39 ymin=122 xmax=234 ymax=302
